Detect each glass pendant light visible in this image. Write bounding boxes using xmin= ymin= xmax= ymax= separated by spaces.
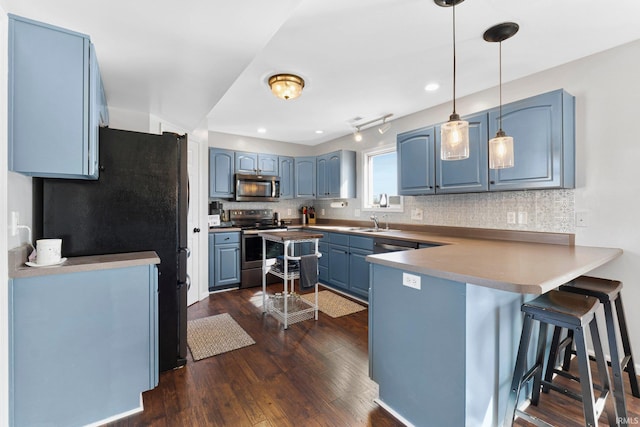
xmin=436 ymin=0 xmax=469 ymax=161
xmin=483 ymin=22 xmax=519 ymax=169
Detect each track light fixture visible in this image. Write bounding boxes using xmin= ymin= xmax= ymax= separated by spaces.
xmin=378 ymin=116 xmax=392 ymax=134
xmin=354 ymin=127 xmax=363 ymax=142
xmin=352 ymin=114 xmax=393 ymax=141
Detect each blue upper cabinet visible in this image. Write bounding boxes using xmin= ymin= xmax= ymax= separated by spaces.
xmin=397 ymin=126 xmax=436 ymax=195
xmin=295 ymin=156 xmax=316 ymax=198
xmin=488 ymin=89 xmax=575 ymax=191
xmin=278 ymin=156 xmax=295 ymax=199
xmin=235 ymin=152 xmax=278 ymax=176
xmin=8 ymin=14 xmax=107 ymax=179
xmin=316 ymin=150 xmax=356 ymax=199
xmin=209 ymin=148 xmax=235 ymax=198
xmin=436 ymin=112 xmax=489 ymax=194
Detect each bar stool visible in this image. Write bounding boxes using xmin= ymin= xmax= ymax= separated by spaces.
xmin=543 ymin=276 xmax=639 ymax=420
xmin=503 ymin=290 xmax=618 ymax=427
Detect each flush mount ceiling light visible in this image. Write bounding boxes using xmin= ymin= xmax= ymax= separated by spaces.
xmin=268 ymin=74 xmax=305 ymax=100
xmin=352 ymin=113 xmax=393 ymax=141
xmin=436 ymin=0 xmax=469 ymax=161
xmin=484 ymin=22 xmax=519 ymax=169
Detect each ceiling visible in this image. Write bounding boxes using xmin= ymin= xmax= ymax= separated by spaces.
xmin=4 ymin=0 xmax=640 ymax=145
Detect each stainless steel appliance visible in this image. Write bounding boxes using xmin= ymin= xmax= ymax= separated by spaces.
xmin=373 ymin=237 xmax=418 ymax=253
xmin=228 ymin=209 xmax=287 ymax=288
xmin=235 ymin=174 xmax=280 ymax=202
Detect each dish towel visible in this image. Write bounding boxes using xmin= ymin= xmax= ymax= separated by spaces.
xmin=299 ymin=254 xmax=318 ymax=290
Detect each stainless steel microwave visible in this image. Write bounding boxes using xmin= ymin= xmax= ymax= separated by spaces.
xmin=235 ymin=174 xmax=280 ymax=202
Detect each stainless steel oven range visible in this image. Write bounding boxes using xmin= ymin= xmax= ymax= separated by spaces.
xmin=228 ymin=209 xmax=287 ymax=288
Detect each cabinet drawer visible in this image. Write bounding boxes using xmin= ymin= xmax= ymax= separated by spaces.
xmin=329 ymin=232 xmax=350 ymax=246
xmin=350 ymin=235 xmax=374 ymax=251
xmin=214 ymin=232 xmax=240 ymax=244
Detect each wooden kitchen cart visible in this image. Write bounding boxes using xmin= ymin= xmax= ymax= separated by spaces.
xmin=260 ymin=230 xmax=323 ymax=329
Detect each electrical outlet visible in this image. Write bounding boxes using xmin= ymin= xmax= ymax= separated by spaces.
xmin=321 ymin=208 xmax=325 ymax=216
xmin=507 ymin=212 xmax=516 ymax=224
xmin=518 ymin=211 xmax=528 ymax=225
xmin=411 ymin=208 xmax=423 ymax=220
xmin=402 ymin=272 xmax=421 ymax=290
xmin=287 ymin=209 xmax=292 ymax=216
xmin=354 ymin=208 xmax=360 ymax=217
xmin=10 ymin=211 xmax=19 ymax=236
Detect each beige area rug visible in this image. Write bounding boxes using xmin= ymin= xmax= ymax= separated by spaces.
xmin=300 ymin=290 xmax=366 ymax=318
xmin=187 ymin=313 xmax=255 ymax=361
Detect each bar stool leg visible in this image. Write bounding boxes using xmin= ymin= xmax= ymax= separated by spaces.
xmin=589 ymin=314 xmax=620 ymax=427
xmin=615 ymin=297 xmax=640 ymax=397
xmin=503 ymin=314 xmax=535 ymax=427
xmin=562 ymin=328 xmax=575 ymax=371
xmin=603 ymin=297 xmax=628 ymax=419
xmin=573 ymin=324 xmax=599 ymax=427
xmin=531 ymin=322 xmax=549 ymax=406
xmin=543 ymin=326 xmax=563 ymax=393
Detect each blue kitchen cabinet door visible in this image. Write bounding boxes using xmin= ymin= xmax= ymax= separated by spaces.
xmin=317 ymin=150 xmax=356 ymax=199
xmin=9 ymin=265 xmax=158 ymax=427
xmin=397 ymin=127 xmax=436 ymax=195
xmin=349 ymin=248 xmax=372 ymax=299
xmin=214 ymin=243 xmax=241 ymax=286
xmin=211 ymin=232 xmax=240 ymax=288
xmin=278 ymin=156 xmax=295 ymax=199
xmin=328 ymin=244 xmax=350 ymax=290
xmin=295 ymin=156 xmax=316 ymax=198
xmin=236 ymin=152 xmax=278 ymax=176
xmin=316 ymin=154 xmax=329 ymax=198
xmin=318 ymin=241 xmax=329 ymax=283
xmin=9 ymin=14 xmax=106 ymax=179
xmin=488 ymin=89 xmax=575 ymax=191
xmin=208 ymin=233 xmax=215 ymax=290
xmin=436 ymin=112 xmax=489 ymax=194
xmin=209 ymin=148 xmax=235 ymax=198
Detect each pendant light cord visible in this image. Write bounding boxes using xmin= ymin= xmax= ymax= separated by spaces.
xmin=452 ymin=0 xmax=457 ymax=115
xmin=498 ymin=41 xmax=503 ymax=132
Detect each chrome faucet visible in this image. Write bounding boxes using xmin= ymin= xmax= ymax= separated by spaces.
xmin=370 ymin=214 xmax=380 ymax=231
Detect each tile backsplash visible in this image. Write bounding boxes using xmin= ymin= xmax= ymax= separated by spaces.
xmin=213 ymin=189 xmax=575 ymax=233
xmin=313 ymin=189 xmax=575 ymax=233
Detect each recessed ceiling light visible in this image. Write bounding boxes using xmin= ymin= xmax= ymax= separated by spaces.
xmin=424 ymin=82 xmax=440 ymax=92
xmin=315 ymin=130 xmax=324 ymax=134
xmin=257 ymin=128 xmax=267 ymax=134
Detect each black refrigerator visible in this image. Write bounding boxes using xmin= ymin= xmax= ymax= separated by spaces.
xmin=35 ymin=127 xmax=188 ymax=372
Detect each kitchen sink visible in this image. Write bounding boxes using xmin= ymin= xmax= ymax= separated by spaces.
xmin=353 ymin=228 xmax=397 ymax=233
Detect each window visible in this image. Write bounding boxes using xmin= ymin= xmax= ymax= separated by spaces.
xmin=363 ymin=145 xmax=403 ymax=211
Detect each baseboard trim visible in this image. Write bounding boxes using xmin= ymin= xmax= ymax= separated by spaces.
xmin=374 ymin=398 xmax=414 ymax=427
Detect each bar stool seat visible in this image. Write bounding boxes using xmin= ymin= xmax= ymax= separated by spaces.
xmin=503 ymin=290 xmax=618 ymax=427
xmin=544 ymin=276 xmax=639 ymax=421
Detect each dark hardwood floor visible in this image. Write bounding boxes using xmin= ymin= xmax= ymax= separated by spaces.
xmin=107 ymin=284 xmax=403 ymax=427
xmin=107 ymin=284 xmax=640 ymax=427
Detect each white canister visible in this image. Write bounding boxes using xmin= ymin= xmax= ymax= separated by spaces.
xmin=36 ymin=239 xmax=62 ymax=265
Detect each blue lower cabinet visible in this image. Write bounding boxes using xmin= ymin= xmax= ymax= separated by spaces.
xmin=321 ymin=233 xmax=374 ymax=300
xmin=318 ymin=241 xmax=329 ymax=283
xmin=209 ymin=232 xmax=241 ymax=290
xmin=349 ymin=248 xmax=371 ymax=298
xmin=9 ymin=264 xmax=158 ymax=427
xmin=328 ymin=244 xmax=350 ymax=290
xmin=215 ymin=244 xmax=240 ymax=286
